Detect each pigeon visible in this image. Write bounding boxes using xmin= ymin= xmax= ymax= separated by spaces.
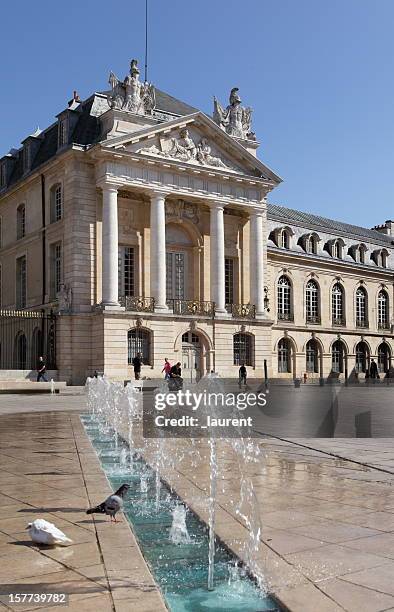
xmin=26 ymin=519 xmax=73 ymax=546
xmin=86 ymin=484 xmax=130 ymax=522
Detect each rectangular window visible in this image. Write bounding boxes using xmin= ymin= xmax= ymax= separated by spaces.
xmin=166 ymin=252 xmax=185 ymax=301
xmin=50 ymin=242 xmax=62 ymax=299
xmin=16 ymin=256 xmax=26 ymax=309
xmin=118 ymin=246 xmax=135 ymax=297
xmin=225 ymin=258 xmax=234 ymax=305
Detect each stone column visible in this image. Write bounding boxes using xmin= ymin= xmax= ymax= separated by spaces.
xmin=250 ymin=210 xmax=265 ymax=317
xmin=210 ymin=202 xmax=226 ymax=313
xmin=150 ymin=191 xmax=168 ymax=311
xmin=101 ymin=183 xmax=120 ymax=306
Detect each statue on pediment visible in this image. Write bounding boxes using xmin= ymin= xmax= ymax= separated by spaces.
xmin=108 ymin=59 xmax=155 ymax=115
xmin=137 ymin=129 xmax=235 ymax=170
xmin=213 ymin=87 xmax=255 ymax=140
xmin=167 ymin=128 xmax=197 ymax=161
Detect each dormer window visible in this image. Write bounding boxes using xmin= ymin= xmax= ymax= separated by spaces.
xmin=333 ymin=241 xmax=343 ymax=259
xmin=58 ymin=118 xmax=67 ymax=148
xmin=349 ymin=243 xmax=367 ymax=264
xmin=22 ymin=145 xmax=30 ymax=174
xmin=307 ymin=235 xmax=318 ymax=254
xmin=299 ymin=232 xmax=319 ymax=254
xmin=372 ymin=248 xmax=389 ymax=268
xmin=280 ymin=229 xmax=290 ymax=249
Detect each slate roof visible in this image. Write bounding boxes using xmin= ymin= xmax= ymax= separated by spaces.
xmin=267 ymin=203 xmax=394 ymax=248
xmin=2 ymin=88 xmax=198 ymax=191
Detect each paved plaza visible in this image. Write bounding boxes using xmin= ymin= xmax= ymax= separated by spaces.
xmin=0 ymin=394 xmax=394 ymax=611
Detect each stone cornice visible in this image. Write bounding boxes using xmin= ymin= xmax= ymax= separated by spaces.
xmin=268 ymin=247 xmax=394 ymax=280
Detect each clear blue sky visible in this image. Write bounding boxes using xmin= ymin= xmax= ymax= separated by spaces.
xmin=1 ymin=0 xmax=393 ymax=228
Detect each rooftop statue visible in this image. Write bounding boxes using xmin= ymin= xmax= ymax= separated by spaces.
xmin=108 ymin=59 xmax=155 ymax=115
xmin=213 ymin=87 xmax=255 ymax=140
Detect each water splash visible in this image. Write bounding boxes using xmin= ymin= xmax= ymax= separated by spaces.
xmin=169 ymin=505 xmax=191 ymax=545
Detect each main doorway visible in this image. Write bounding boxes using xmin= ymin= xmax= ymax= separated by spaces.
xmin=181 ymin=331 xmax=201 ymax=382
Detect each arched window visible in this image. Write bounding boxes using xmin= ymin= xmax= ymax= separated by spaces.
xmin=355 ymin=287 xmax=368 ymax=328
xmin=358 ymin=246 xmax=366 ymax=264
xmin=14 ymin=332 xmax=27 ymax=369
xmin=308 ymin=235 xmax=318 ymax=254
xmin=305 ymin=280 xmax=320 ymax=323
xmin=277 ymin=276 xmax=292 ymax=321
xmin=332 ymin=340 xmax=345 ymax=373
xmin=332 ymin=283 xmax=345 ymax=325
xmin=280 ymin=229 xmax=290 ymax=249
xmin=306 ymin=339 xmax=319 ymax=373
xmin=50 ymin=184 xmax=62 ymax=223
xmin=355 ymin=341 xmax=369 ymax=373
xmin=31 ymin=328 xmax=43 ymax=367
xmin=377 ymin=343 xmax=391 ymax=374
xmin=233 ymin=333 xmax=253 ymax=366
xmin=127 ymin=328 xmax=151 ymax=365
xmin=333 ymin=241 xmax=343 ymax=259
xmin=278 ymin=338 xmax=292 ymax=373
xmin=17 ymin=204 xmax=25 ymax=240
xmin=377 ymin=290 xmax=389 ymax=329
xmin=380 ymin=251 xmax=388 ymax=268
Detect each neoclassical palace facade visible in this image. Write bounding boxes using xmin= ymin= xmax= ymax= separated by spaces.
xmin=0 ymin=60 xmax=393 ymax=384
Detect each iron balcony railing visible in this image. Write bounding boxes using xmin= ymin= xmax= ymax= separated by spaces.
xmin=168 ymin=299 xmax=215 ymax=318
xmin=356 ymin=319 xmax=369 ymax=328
xmin=332 ymin=317 xmax=346 ymax=326
xmin=306 ymin=314 xmax=321 ymax=324
xmin=225 ymin=303 xmax=256 ymax=319
xmin=378 ymin=321 xmax=390 ymax=330
xmin=278 ymin=312 xmax=294 ymax=321
xmin=119 ymin=296 xmax=155 ymax=312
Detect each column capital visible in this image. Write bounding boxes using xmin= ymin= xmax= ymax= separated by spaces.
xmin=148 ymin=189 xmax=170 ymax=201
xmin=249 ymin=207 xmax=265 ymax=219
xmin=210 ymin=201 xmax=226 ymax=211
xmin=97 ymin=179 xmax=122 ymax=192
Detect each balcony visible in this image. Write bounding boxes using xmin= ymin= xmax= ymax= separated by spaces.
xmin=168 ymin=299 xmax=215 ymax=318
xmin=119 ymin=296 xmax=155 ymax=312
xmin=226 ymin=303 xmax=256 ymax=319
xmin=378 ymin=321 xmax=390 ymax=331
xmin=356 ymin=319 xmax=369 ymax=329
xmin=278 ymin=312 xmax=294 ymax=322
xmin=332 ymin=317 xmax=346 ymax=327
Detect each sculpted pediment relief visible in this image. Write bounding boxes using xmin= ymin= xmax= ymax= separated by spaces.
xmin=135 ymin=127 xmax=238 ymax=172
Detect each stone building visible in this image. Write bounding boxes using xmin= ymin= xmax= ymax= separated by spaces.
xmin=0 ymin=60 xmax=393 ymax=384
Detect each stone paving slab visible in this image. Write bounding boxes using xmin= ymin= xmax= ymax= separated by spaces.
xmin=0 ymin=411 xmax=167 ymax=612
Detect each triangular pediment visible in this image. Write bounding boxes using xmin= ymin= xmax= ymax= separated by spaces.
xmin=100 ymin=112 xmax=282 ymax=183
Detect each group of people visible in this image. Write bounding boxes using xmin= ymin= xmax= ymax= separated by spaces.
xmin=131 ymin=354 xmax=183 ymax=390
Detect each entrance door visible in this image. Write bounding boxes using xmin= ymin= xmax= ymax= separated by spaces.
xmin=181 ymin=332 xmax=201 ymax=382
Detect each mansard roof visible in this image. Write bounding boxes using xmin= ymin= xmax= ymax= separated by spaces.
xmin=1 ymin=87 xmax=197 ymax=192
xmin=267 ymin=203 xmax=394 ymax=248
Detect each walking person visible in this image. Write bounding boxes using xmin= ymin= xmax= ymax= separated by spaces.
xmin=132 ymin=352 xmax=142 ymax=380
xmin=37 ymin=356 xmax=48 ymax=382
xmin=369 ymin=358 xmax=379 ymax=380
xmin=239 ymin=363 xmax=247 ymax=386
xmin=169 ymin=362 xmax=183 ymax=391
xmin=162 ymin=358 xmax=172 ymax=380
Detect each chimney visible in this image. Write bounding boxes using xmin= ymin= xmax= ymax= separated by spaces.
xmin=371 ymin=220 xmax=394 ymax=236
